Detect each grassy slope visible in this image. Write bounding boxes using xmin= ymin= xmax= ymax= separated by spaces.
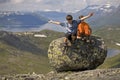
xmin=0 ymin=42 xmax=51 ymax=75
xmin=94 ymin=26 xmax=120 ymax=69
xmin=0 ymin=30 xmax=64 ymax=75
xmin=93 ymin=26 xmax=120 ymax=49
xmin=98 ymin=53 xmax=120 ymax=69
xmin=0 ymin=27 xmax=120 ymax=74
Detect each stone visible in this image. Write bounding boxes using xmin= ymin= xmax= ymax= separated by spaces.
xmin=1 ymin=68 xmax=120 ymax=80
xmin=48 ymin=36 xmax=107 ymax=72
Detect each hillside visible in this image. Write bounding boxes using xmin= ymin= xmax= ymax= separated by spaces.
xmin=93 ymin=26 xmax=120 ymax=49
xmin=98 ymin=53 xmax=120 ymax=69
xmin=0 ymin=28 xmax=120 ymax=75
xmin=74 ymin=4 xmax=120 ymax=29
xmin=0 ymin=30 xmax=64 ymax=75
xmin=94 ymin=26 xmax=120 ymax=69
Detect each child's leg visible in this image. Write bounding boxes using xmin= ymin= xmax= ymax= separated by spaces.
xmin=64 ymin=33 xmax=72 ymax=46
xmin=64 ymin=37 xmax=68 ymax=43
xmin=71 ymin=35 xmax=76 ymax=43
xmin=71 ymin=33 xmax=77 ymax=43
xmin=64 ymin=33 xmax=70 ymax=46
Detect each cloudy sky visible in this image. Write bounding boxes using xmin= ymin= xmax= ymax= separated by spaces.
xmin=0 ymin=0 xmax=120 ymax=12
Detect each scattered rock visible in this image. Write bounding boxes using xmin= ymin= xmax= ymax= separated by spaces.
xmin=1 ymin=68 xmax=120 ymax=80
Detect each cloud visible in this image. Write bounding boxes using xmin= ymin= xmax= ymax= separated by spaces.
xmin=43 ymin=0 xmax=63 ymax=5
xmin=0 ymin=0 xmax=23 ymax=4
xmin=0 ymin=0 xmax=10 ymax=4
xmin=86 ymin=0 xmax=120 ymax=6
xmin=0 ymin=0 xmax=120 ymax=12
xmin=39 ymin=0 xmax=87 ymax=12
xmin=11 ymin=0 xmax=23 ymax=4
xmin=35 ymin=0 xmax=42 ymax=2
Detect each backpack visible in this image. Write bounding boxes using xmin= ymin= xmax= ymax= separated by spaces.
xmin=77 ymin=21 xmax=92 ymax=37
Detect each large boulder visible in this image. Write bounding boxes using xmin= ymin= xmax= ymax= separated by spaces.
xmin=48 ymin=36 xmax=107 ymax=72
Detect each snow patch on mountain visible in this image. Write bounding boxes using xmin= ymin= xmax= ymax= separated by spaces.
xmin=105 ymin=4 xmax=111 ymax=8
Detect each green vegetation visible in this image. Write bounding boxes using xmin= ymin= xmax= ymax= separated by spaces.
xmin=0 ymin=45 xmax=51 ymax=75
xmin=98 ymin=53 xmax=120 ymax=69
xmin=0 ymin=27 xmax=120 ymax=75
xmin=0 ymin=30 xmax=64 ymax=75
xmin=93 ymin=26 xmax=120 ymax=49
xmin=94 ymin=26 xmax=120 ymax=69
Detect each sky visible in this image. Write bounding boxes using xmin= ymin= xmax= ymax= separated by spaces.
xmin=0 ymin=0 xmax=120 ymax=12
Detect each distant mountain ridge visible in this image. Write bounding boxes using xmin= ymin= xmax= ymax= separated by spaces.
xmin=39 ymin=4 xmax=120 ymax=31
xmin=0 ymin=4 xmax=120 ymax=32
xmin=74 ymin=4 xmax=120 ymax=28
xmin=94 ymin=26 xmax=120 ymax=49
xmin=37 ymin=11 xmax=67 ymax=21
xmin=36 ymin=4 xmax=120 ymax=31
xmin=0 ymin=11 xmax=48 ymax=29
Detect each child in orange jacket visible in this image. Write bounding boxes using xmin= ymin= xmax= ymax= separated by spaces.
xmin=77 ymin=15 xmax=92 ymax=42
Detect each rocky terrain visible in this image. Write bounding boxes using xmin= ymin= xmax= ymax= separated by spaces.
xmin=1 ymin=68 xmax=120 ymax=80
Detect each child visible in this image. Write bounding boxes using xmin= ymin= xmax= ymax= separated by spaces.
xmin=49 ymin=13 xmax=93 ymax=46
xmin=77 ymin=15 xmax=92 ymax=42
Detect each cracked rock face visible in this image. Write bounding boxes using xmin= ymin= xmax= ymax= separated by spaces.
xmin=48 ymin=36 xmax=107 ymax=72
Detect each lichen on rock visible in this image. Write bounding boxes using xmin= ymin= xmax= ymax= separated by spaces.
xmin=48 ymin=36 xmax=107 ymax=72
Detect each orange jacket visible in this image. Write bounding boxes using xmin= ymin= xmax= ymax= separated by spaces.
xmin=77 ymin=21 xmax=92 ymax=37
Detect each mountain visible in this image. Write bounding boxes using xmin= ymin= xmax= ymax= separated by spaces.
xmin=0 ymin=11 xmax=48 ymax=30
xmin=39 ymin=4 xmax=120 ymax=32
xmin=93 ymin=26 xmax=120 ymax=59
xmin=74 ymin=4 xmax=116 ymax=18
xmin=0 ymin=30 xmax=64 ymax=75
xmin=36 ymin=11 xmax=67 ymax=21
xmin=0 ymin=29 xmax=119 ymax=75
xmin=74 ymin=4 xmax=120 ymax=29
xmin=94 ymin=26 xmax=120 ymax=49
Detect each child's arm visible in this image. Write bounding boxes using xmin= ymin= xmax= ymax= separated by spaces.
xmin=81 ymin=13 xmax=94 ymax=21
xmin=48 ymin=20 xmax=61 ymax=25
